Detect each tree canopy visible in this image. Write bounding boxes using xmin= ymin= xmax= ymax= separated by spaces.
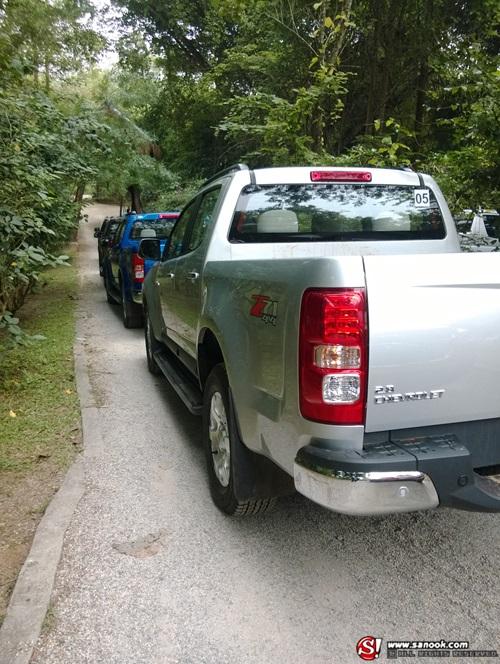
xmin=0 ymin=0 xmax=499 ymax=349
xmin=112 ymin=0 xmax=499 ymax=207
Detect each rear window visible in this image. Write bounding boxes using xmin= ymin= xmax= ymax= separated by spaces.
xmin=229 ymin=184 xmax=446 ymax=242
xmin=483 ymin=215 xmax=500 ymax=239
xmin=104 ymin=221 xmax=120 ymax=237
xmin=130 ymin=219 xmax=176 ymax=240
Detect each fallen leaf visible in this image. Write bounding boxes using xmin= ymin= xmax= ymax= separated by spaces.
xmin=64 ymin=389 xmax=72 ymax=395
xmin=9 ymin=410 xmax=16 ymax=418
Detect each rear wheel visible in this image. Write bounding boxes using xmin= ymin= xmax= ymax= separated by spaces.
xmin=203 ymin=364 xmax=276 ymax=516
xmin=121 ymin=279 xmax=143 ymax=329
xmin=144 ymin=309 xmax=162 ymax=375
xmin=104 ymin=271 xmax=117 ymax=305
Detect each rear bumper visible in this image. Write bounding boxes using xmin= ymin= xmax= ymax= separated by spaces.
xmin=294 ymin=464 xmax=438 ymax=515
xmin=294 ymin=425 xmax=500 ymax=515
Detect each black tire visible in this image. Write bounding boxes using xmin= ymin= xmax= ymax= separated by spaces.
xmin=121 ymin=279 xmax=143 ymax=329
xmin=144 ymin=308 xmax=162 ymax=375
xmin=104 ymin=272 xmax=118 ymax=305
xmin=203 ymin=364 xmax=276 ymax=516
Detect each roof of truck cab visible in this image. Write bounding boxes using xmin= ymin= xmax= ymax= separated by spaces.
xmin=250 ymin=166 xmax=422 ymax=187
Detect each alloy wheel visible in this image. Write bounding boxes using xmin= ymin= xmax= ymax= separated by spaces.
xmin=209 ymin=391 xmax=231 ymax=487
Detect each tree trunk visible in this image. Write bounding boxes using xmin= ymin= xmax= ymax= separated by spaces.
xmin=128 ymin=185 xmax=143 ymax=213
xmin=74 ymin=183 xmax=85 ymax=204
xmin=414 ymin=60 xmax=429 ymax=135
xmin=365 ymin=1 xmax=384 ymax=133
xmin=33 ymin=50 xmax=39 ymax=87
xmin=44 ymin=57 xmax=50 ymax=92
xmin=414 ymin=0 xmax=433 ymax=138
xmin=72 ymin=183 xmax=86 ymax=241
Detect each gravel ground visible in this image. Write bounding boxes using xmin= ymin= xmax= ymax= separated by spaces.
xmin=32 ymin=205 xmax=500 ymax=664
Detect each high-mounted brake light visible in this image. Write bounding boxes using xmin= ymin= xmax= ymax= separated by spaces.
xmin=310 ymin=170 xmax=372 ymax=183
xmin=132 ymin=253 xmax=145 ymax=283
xmin=299 ymin=288 xmax=367 ymax=425
xmin=158 ymin=213 xmax=179 ymax=219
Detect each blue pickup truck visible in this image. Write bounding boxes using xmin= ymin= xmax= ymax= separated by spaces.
xmin=103 ymin=211 xmax=179 ymax=328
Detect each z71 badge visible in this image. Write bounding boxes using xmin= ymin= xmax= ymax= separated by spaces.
xmin=250 ymin=294 xmax=278 ymax=326
xmin=374 ymin=384 xmax=445 ymax=404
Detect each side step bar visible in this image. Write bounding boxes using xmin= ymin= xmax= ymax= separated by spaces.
xmin=153 ymin=350 xmax=203 ymax=416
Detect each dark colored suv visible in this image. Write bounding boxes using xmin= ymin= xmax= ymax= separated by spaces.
xmin=94 ymin=217 xmax=121 ymax=276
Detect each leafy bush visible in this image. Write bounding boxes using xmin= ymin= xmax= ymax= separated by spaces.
xmin=0 ymin=87 xmax=110 ymax=353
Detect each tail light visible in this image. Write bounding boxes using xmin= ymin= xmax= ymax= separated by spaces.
xmin=132 ymin=253 xmax=145 ymax=283
xmin=310 ymin=170 xmax=372 ymax=182
xmin=299 ymin=288 xmax=367 ymax=425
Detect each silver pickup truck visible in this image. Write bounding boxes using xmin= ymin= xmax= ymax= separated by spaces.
xmin=141 ymin=164 xmax=500 ymax=517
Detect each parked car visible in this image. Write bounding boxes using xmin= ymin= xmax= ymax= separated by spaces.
xmin=94 ymin=217 xmax=121 ymax=276
xmin=103 ymin=211 xmax=179 ymax=328
xmin=455 ymin=208 xmax=499 ymax=234
xmin=457 ymin=209 xmax=500 ymax=252
xmin=141 ymin=164 xmax=500 ymax=517
xmin=481 ymin=209 xmax=500 ymax=238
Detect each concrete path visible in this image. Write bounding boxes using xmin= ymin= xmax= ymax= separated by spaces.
xmin=4 ymin=204 xmax=500 ymax=663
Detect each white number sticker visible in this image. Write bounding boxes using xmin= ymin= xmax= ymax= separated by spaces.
xmin=414 ymin=188 xmax=430 ymax=208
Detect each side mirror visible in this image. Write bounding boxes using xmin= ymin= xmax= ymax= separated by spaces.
xmin=94 ymin=228 xmax=101 ymax=238
xmin=139 ymin=238 xmax=161 ymax=261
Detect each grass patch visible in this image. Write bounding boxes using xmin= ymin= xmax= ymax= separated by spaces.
xmin=41 ymin=603 xmax=57 ymax=636
xmin=0 ymin=245 xmax=81 ymax=626
xmin=0 ymin=247 xmax=80 ymax=473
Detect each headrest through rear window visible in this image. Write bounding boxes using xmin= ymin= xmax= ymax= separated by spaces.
xmin=257 ymin=209 xmax=299 ymax=233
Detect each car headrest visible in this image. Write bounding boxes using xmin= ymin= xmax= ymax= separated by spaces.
xmin=140 ymin=228 xmax=157 ymax=238
xmin=373 ymin=213 xmax=410 ymax=232
xmin=257 ymin=209 xmax=299 ymax=233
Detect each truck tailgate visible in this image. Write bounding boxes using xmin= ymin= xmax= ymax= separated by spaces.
xmin=364 ymin=253 xmax=500 ymax=432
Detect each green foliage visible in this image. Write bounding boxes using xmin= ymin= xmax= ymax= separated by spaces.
xmin=0 ymin=86 xmax=106 ymax=335
xmin=63 ymin=69 xmax=177 ymax=207
xmin=423 ymin=12 xmax=500 ymax=212
xmin=0 ymin=0 xmax=108 ymax=353
xmin=337 ymin=118 xmax=414 ymax=168
xmin=153 ymin=178 xmax=204 ymax=211
xmin=0 ymin=0 xmax=105 ymax=90
xmin=0 ymin=0 xmax=181 ymax=354
xmin=217 ymin=68 xmax=352 ymax=165
xmin=0 ymin=311 xmax=46 ymax=351
xmin=0 ymin=0 xmax=497 ymax=354
xmin=113 ymin=0 xmax=498 ymax=214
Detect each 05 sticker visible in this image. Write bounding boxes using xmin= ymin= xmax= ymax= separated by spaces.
xmin=413 ymin=188 xmax=430 ymax=208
